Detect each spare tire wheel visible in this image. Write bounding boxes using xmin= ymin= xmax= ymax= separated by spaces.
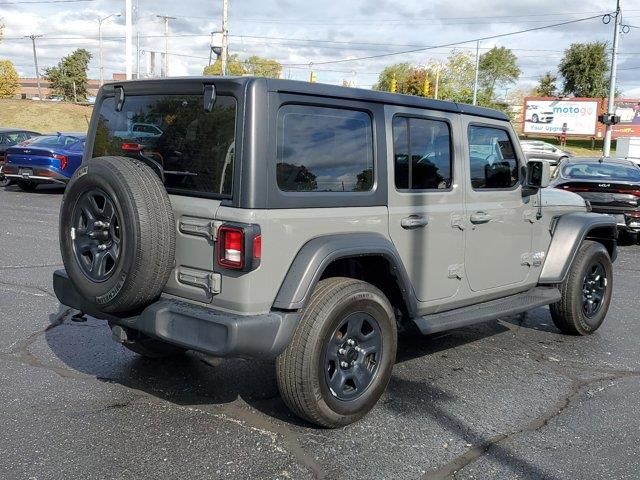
xmin=59 ymin=156 xmax=175 ymax=313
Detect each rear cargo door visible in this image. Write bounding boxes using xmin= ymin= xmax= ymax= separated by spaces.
xmin=89 ymin=91 xmax=238 ymax=303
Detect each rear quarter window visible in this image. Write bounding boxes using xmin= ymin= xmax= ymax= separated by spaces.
xmin=92 ymin=94 xmax=237 ymax=197
xmin=276 ymin=105 xmax=374 ymax=192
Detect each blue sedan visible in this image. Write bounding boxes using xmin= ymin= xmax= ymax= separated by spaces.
xmin=3 ymin=132 xmax=86 ymax=191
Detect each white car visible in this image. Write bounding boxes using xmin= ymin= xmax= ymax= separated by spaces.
xmin=526 ymin=105 xmax=554 ymax=123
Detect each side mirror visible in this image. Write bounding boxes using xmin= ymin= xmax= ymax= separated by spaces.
xmin=525 ymin=160 xmax=551 ymax=189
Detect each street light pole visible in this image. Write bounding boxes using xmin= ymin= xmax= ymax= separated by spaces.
xmin=25 ymin=34 xmax=43 ymax=99
xmin=98 ymin=13 xmax=121 ymax=86
xmin=603 ymin=0 xmax=621 ymax=158
xmin=125 ymin=0 xmax=133 ymax=80
xmin=156 ymin=15 xmax=176 ymax=77
xmin=221 ymin=0 xmax=228 ymax=75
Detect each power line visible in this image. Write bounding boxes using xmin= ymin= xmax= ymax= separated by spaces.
xmin=0 ymin=0 xmax=94 ymax=4
xmin=283 ymin=13 xmax=610 ymax=66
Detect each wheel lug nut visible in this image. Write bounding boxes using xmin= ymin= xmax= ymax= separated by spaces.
xmin=98 ymin=244 xmax=107 ymax=251
xmin=340 ymin=361 xmax=349 ymax=368
xmin=338 ymin=348 xmax=346 ymax=355
xmin=347 ymin=339 xmax=355 ymax=346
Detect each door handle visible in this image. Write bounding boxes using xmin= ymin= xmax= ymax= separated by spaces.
xmin=470 ymin=212 xmax=492 ymax=224
xmin=401 ymin=215 xmax=429 ymax=230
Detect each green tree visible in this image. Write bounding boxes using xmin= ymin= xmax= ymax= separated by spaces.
xmin=558 ymin=42 xmax=609 ymax=97
xmin=373 ymin=62 xmax=414 ymax=93
xmin=535 ymin=72 xmax=558 ymax=97
xmin=203 ymin=54 xmax=246 ymax=76
xmin=203 ymin=54 xmax=282 ymax=78
xmin=478 ymin=46 xmax=520 ymax=101
xmin=432 ymin=50 xmax=475 ymax=103
xmin=0 ymin=59 xmax=19 ymax=98
xmin=244 ymin=55 xmax=282 ymax=78
xmin=44 ymin=49 xmax=92 ymax=102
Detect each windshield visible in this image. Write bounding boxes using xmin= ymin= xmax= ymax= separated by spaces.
xmin=562 ymin=162 xmax=640 ymax=181
xmin=92 ymin=94 xmax=236 ymax=197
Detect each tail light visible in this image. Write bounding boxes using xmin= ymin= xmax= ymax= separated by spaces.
xmin=53 ymin=153 xmax=68 ymax=170
xmin=121 ymin=143 xmax=143 ymax=152
xmin=216 ymin=223 xmax=261 ymax=271
xmin=626 ymin=211 xmax=640 ymax=219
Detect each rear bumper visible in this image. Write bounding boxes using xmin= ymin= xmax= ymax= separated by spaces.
xmin=3 ymin=165 xmax=69 ymax=184
xmin=53 ymin=269 xmax=299 ymax=358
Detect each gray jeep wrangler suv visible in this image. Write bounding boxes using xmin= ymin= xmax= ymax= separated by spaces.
xmin=53 ymin=77 xmax=617 ymax=427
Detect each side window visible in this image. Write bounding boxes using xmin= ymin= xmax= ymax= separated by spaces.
xmin=393 ymin=116 xmax=452 ymax=190
xmin=276 ymin=105 xmax=374 ymax=192
xmin=468 ymin=125 xmax=519 ymax=190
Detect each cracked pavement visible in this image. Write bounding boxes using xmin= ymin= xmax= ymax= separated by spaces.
xmin=1 ymin=184 xmax=640 ymax=479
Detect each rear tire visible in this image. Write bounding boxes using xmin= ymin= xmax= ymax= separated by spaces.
xmin=0 ymin=176 xmax=12 ymax=188
xmin=17 ymin=180 xmax=37 ymax=191
xmin=276 ymin=277 xmax=397 ymax=428
xmin=550 ymin=241 xmax=613 ymax=335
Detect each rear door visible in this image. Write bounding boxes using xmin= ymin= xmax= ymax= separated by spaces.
xmin=387 ymin=106 xmax=465 ymax=304
xmin=463 ymin=120 xmax=534 ymax=292
xmin=90 ymin=91 xmax=238 ymax=303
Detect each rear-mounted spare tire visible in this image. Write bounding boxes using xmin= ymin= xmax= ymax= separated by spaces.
xmin=59 ymin=156 xmax=175 ymax=314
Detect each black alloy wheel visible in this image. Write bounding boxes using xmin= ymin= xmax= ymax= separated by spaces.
xmin=323 ymin=312 xmax=382 ymax=401
xmin=582 ymin=261 xmax=607 ymax=318
xmin=71 ymin=189 xmax=122 ymax=282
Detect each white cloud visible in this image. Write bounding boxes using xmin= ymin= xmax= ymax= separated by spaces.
xmin=0 ymin=0 xmax=638 ymax=95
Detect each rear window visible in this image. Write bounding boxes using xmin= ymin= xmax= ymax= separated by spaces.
xmin=29 ymin=135 xmax=81 ymax=148
xmin=276 ymin=105 xmax=374 ymax=192
xmin=92 ymin=95 xmax=237 ymax=197
xmin=562 ymin=162 xmax=640 ymax=181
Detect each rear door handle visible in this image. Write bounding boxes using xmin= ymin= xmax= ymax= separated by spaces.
xmin=401 ymin=215 xmax=429 ymax=230
xmin=470 ymin=212 xmax=492 ymax=224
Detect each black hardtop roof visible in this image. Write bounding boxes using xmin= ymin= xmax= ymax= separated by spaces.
xmin=105 ymin=76 xmax=509 ymax=122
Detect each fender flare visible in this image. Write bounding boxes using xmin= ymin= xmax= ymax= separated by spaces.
xmin=272 ymin=233 xmax=417 ymax=317
xmin=539 ymin=212 xmax=617 ymax=284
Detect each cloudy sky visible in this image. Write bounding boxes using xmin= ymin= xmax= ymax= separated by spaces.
xmin=1 ymin=0 xmax=640 ymax=96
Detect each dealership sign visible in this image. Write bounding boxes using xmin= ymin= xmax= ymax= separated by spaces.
xmin=523 ymin=98 xmax=599 ymax=136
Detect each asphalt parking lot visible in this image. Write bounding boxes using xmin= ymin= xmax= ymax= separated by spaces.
xmin=1 ymin=184 xmax=639 ymax=480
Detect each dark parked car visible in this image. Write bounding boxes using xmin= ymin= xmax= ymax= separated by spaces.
xmin=521 ymin=140 xmax=572 ymax=166
xmin=550 ymin=157 xmax=640 ymax=241
xmin=3 ymin=132 xmax=86 ymax=191
xmin=0 ymin=128 xmax=41 ymax=186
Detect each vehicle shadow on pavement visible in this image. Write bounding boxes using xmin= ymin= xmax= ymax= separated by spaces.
xmin=42 ymin=306 xmax=531 ymax=429
xmin=3 ymin=184 xmax=65 ymax=195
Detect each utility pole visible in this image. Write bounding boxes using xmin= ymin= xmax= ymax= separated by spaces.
xmin=221 ymin=0 xmax=229 ymax=75
xmin=434 ymin=65 xmax=441 ymax=100
xmin=98 ymin=14 xmax=121 ymax=86
xmin=472 ymin=40 xmax=480 ymax=105
xmin=603 ymin=0 xmax=621 ymax=158
xmin=26 ymin=34 xmax=43 ymax=99
xmin=156 ymin=15 xmax=176 ymax=77
xmin=125 ymin=0 xmax=133 ymax=79
xmin=136 ymin=32 xmax=141 ymax=79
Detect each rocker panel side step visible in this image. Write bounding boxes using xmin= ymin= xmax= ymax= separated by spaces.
xmin=412 ymin=287 xmax=561 ymax=335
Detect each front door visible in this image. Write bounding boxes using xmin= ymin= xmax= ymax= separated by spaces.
xmin=387 ymin=107 xmax=465 ymax=304
xmin=463 ymin=121 xmax=533 ymax=292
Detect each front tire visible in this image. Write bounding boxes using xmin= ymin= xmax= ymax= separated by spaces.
xmin=550 ymin=241 xmax=613 ymax=335
xmin=276 ymin=277 xmax=397 ymax=428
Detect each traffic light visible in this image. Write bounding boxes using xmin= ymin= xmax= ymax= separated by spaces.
xmin=309 ymin=71 xmax=317 ymax=83
xmin=598 ymin=114 xmax=621 ymax=125
xmin=390 ymin=76 xmax=397 ymax=93
xmin=422 ymin=77 xmax=430 ymax=97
